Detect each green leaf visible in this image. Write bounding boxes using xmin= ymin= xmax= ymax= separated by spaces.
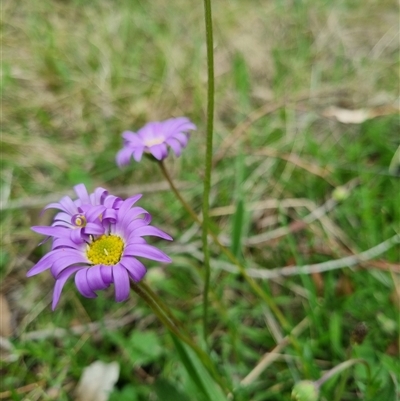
xmin=389 ymin=145 xmax=400 ymax=175
xmin=231 ymin=199 xmax=244 ymax=259
xmin=106 ymin=330 xmax=164 ymax=367
xmin=232 ymin=52 xmax=250 ymax=108
xmin=170 ymin=334 xmax=226 ymax=401
xmin=154 ymin=378 xmax=191 ymax=401
xmin=370 ymin=373 xmax=397 ymax=401
xmin=109 ymin=385 xmax=139 ymax=401
xmin=128 ymin=331 xmax=164 ymax=366
xmin=329 ymin=312 xmax=343 ymax=358
xmin=231 ymin=152 xmax=246 ymax=259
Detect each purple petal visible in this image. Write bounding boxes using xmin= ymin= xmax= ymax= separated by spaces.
xmin=52 ymin=221 xmax=73 ymax=229
xmin=102 ymin=208 xmax=117 ymax=222
xmin=116 ymin=147 xmax=134 ymax=167
xmin=164 ymin=117 xmax=196 ymax=135
xmin=138 ymin=123 xmax=157 ymax=139
xmin=52 ymin=266 xmax=83 ymax=310
xmin=122 ymin=131 xmax=143 ymax=146
xmin=113 ymin=264 xmax=130 ymax=302
xmin=120 ymin=258 xmax=146 ymax=282
xmin=84 ymin=205 xmax=106 ymax=221
xmin=58 ymin=196 xmax=79 ymax=215
xmin=74 ymin=184 xmax=90 ymax=205
xmin=70 ymin=227 xmax=84 ymax=244
xmin=100 ymin=265 xmax=113 ymax=285
xmin=124 ymin=243 xmax=172 ymax=263
xmin=43 ymin=196 xmax=76 ymax=215
xmin=84 ymin=222 xmax=105 ymax=236
xmin=104 ymin=195 xmax=123 ymax=209
xmin=53 ymin=212 xmax=73 ymax=224
xmin=90 ymin=187 xmax=108 ymax=205
xmin=117 ymin=196 xmax=142 ymax=221
xmin=27 ymin=249 xmax=62 ymax=276
xmin=50 ymin=252 xmax=88 ymax=277
xmin=42 ymin=202 xmax=63 ymax=212
xmin=130 ymin=226 xmax=173 ymax=241
xmin=171 ymin=132 xmax=190 ymax=146
xmin=165 ymin=138 xmax=184 ymax=156
xmin=52 ymin=236 xmax=84 ymax=250
xmin=125 ymin=218 xmax=151 ymax=233
xmin=133 ymin=147 xmax=144 ymax=162
xmin=32 ymin=225 xmax=71 ymax=238
xmin=75 ymin=269 xmax=97 ymax=298
xmin=125 ymin=237 xmax=147 ymax=245
xmin=119 ymin=206 xmax=150 ymax=228
xmin=149 ymin=144 xmax=168 ymax=160
xmin=87 ymin=265 xmax=109 ymax=291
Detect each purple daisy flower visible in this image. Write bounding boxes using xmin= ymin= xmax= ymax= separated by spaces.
xmin=35 ymin=184 xmax=123 ymax=244
xmin=27 ymin=190 xmax=172 ymax=310
xmin=116 ymin=117 xmax=196 ymax=166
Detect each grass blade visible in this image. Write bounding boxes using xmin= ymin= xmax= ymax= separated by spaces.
xmin=170 ymin=334 xmax=226 ymax=401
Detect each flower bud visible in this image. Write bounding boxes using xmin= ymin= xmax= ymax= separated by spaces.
xmin=291 ymin=380 xmax=319 ymax=401
xmin=332 ymin=186 xmax=350 ymax=202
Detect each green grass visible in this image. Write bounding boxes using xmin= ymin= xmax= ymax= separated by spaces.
xmin=2 ymin=0 xmax=399 ymax=400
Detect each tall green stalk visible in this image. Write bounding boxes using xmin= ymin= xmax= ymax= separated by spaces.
xmin=202 ymin=0 xmax=215 ymax=347
xmin=130 ymin=282 xmax=229 ymax=393
xmin=159 ymin=0 xmax=292 ymax=349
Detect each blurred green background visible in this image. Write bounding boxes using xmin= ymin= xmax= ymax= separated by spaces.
xmin=1 ymin=0 xmax=399 ymax=400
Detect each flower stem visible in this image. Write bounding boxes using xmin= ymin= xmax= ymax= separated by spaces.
xmin=158 ymin=161 xmax=290 ymax=332
xmin=131 ymin=281 xmax=229 ymax=393
xmin=139 ymin=280 xmax=184 ymax=330
xmin=201 ymin=0 xmax=215 ymax=347
xmin=159 ymin=161 xmax=201 ymax=224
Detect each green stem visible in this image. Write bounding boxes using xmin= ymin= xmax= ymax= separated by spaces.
xmin=333 ymin=347 xmax=352 ymax=401
xmin=159 ymin=161 xmax=201 ymax=224
xmin=131 ymin=281 xmax=228 ymax=393
xmin=201 ymin=0 xmax=215 ymax=347
xmin=131 ymin=282 xmax=182 ymax=338
xmin=158 ymin=161 xmax=290 ymax=331
xmin=139 ymin=280 xmax=184 ymax=330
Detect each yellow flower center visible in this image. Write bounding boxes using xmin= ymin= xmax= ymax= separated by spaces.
xmin=144 ymin=137 xmax=165 ymax=147
xmin=87 ymin=235 xmax=124 ymax=266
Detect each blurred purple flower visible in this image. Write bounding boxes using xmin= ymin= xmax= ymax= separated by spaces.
xmin=28 ymin=188 xmax=172 ymax=310
xmin=116 ymin=117 xmax=196 ymax=166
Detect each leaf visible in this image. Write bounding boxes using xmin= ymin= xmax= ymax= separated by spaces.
xmin=107 ymin=330 xmax=164 ymax=367
xmin=232 ymin=52 xmax=250 ymax=108
xmin=128 ymin=331 xmax=164 ymax=366
xmin=372 ymin=377 xmax=397 ymax=401
xmin=231 ymin=151 xmax=246 ymax=259
xmin=170 ymin=334 xmax=226 ymax=401
xmin=154 ymin=378 xmax=191 ymax=401
xmin=329 ymin=312 xmax=343 ymax=358
xmin=231 ymin=199 xmax=244 ymax=259
xmin=75 ymin=361 xmax=120 ymax=401
xmin=388 ymin=145 xmax=400 ymax=176
xmin=109 ymin=385 xmax=139 ymax=401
